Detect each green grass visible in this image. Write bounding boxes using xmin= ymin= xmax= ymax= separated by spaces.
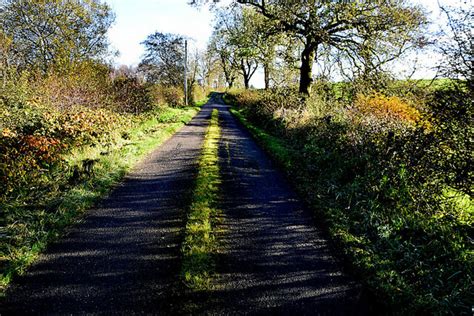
xmin=230 ymin=108 xmax=293 ymax=168
xmin=0 ymin=105 xmax=199 ymax=294
xmin=194 ymin=96 xmax=211 ymax=107
xmin=328 ymin=78 xmax=459 ymax=102
xmin=181 ymin=109 xmax=221 ymax=290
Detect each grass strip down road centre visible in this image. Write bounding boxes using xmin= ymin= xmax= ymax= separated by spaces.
xmin=181 ymin=109 xmax=221 ymax=290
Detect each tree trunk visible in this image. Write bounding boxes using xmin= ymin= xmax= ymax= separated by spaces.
xmin=299 ymin=44 xmax=315 ymax=96
xmin=241 ymin=60 xmax=250 ymax=89
xmin=243 ymin=75 xmax=250 ymax=89
xmin=263 ymin=62 xmax=270 ymax=90
xmin=224 ymin=71 xmax=234 ymax=89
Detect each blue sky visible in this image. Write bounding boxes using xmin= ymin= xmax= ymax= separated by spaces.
xmin=105 ymin=0 xmax=464 ymax=85
xmin=106 ymin=0 xmax=215 ymax=66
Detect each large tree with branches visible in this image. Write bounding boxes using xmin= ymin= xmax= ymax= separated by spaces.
xmin=208 ymin=28 xmax=240 ymax=89
xmin=192 ymin=0 xmax=427 ymax=96
xmin=438 ymin=2 xmax=473 ymax=92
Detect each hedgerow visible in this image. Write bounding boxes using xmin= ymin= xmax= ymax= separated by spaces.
xmin=226 ymin=82 xmax=473 ymax=314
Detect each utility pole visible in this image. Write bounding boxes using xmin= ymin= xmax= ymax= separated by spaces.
xmin=184 ymin=39 xmax=188 ymax=106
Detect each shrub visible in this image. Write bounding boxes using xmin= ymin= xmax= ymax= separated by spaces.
xmin=191 ymin=85 xmax=211 ymax=104
xmin=111 ymin=76 xmax=153 ymax=114
xmin=228 ymin=88 xmax=308 ymax=132
xmin=354 ymin=92 xmax=422 ymax=125
xmin=150 ymin=85 xmax=184 ymax=107
xmin=425 ymin=85 xmax=472 ymax=196
xmin=0 ymin=133 xmax=65 ymax=199
xmin=0 ymin=93 xmax=51 ymax=137
xmin=0 ymin=92 xmax=125 ymax=204
xmin=35 ymin=61 xmax=111 ymax=111
xmin=56 ymin=107 xmax=130 ymax=146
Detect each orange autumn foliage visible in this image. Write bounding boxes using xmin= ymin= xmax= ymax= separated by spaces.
xmin=355 ymin=92 xmax=422 ymax=124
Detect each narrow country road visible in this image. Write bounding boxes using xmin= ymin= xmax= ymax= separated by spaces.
xmin=1 ymin=97 xmax=216 ymax=314
xmin=1 ymin=94 xmax=366 ymax=314
xmin=186 ymin=95 xmax=366 ymax=315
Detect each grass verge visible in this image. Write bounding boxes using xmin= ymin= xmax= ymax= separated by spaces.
xmin=0 ymin=106 xmax=199 ymax=294
xmin=181 ymin=109 xmax=221 ymax=290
